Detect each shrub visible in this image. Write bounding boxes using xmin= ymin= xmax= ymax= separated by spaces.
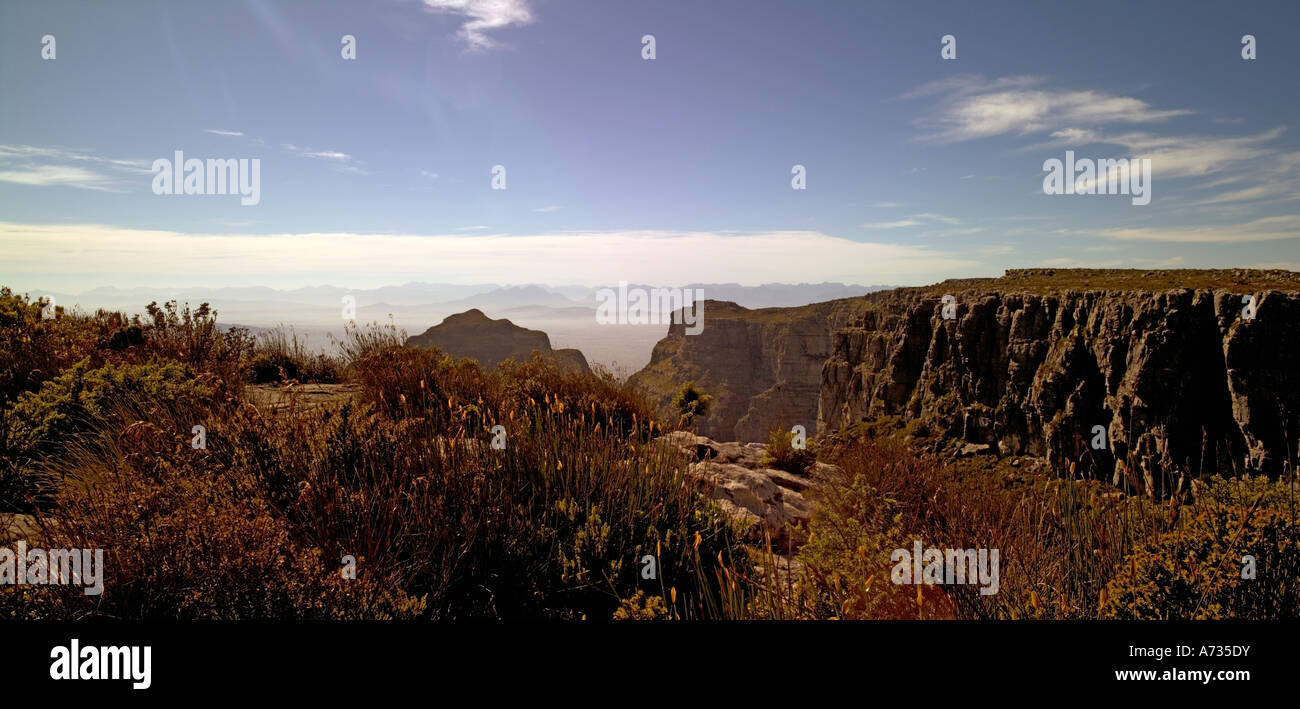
xmin=1 ymin=290 xmax=251 ymax=409
xmin=4 ymin=359 xmax=215 ymax=462
xmin=0 ymin=288 xmax=101 ymax=406
xmin=247 ymin=353 xmax=293 ymax=383
xmin=140 ymin=300 xmax=252 ymax=384
xmin=794 ymin=436 xmax=949 ymax=619
xmin=1102 ymin=477 xmax=1300 ymax=619
xmin=613 ymin=590 xmax=670 ymax=620
xmin=8 ymin=409 xmax=426 ymax=620
xmin=1 ymin=359 xmax=217 ymax=512
xmin=671 ymin=382 xmax=713 ymax=429
xmin=248 ymin=326 xmax=341 ymax=383
xmin=762 ymin=424 xmax=816 ymax=475
xmin=786 ymin=432 xmax=1170 ymax=620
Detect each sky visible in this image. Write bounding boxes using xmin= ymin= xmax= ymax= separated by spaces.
xmin=2 ymin=0 xmax=1299 ymax=292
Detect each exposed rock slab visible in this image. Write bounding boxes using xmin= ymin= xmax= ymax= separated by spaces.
xmin=653 ymin=431 xmax=824 ymax=547
xmin=245 ymin=383 xmax=363 ymax=410
xmin=0 ymin=513 xmax=39 ymax=543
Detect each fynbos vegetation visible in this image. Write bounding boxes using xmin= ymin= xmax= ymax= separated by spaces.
xmin=2 ymin=286 xmax=1296 ymax=620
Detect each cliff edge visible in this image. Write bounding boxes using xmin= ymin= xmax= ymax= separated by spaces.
xmin=820 ymin=269 xmax=1300 ymax=495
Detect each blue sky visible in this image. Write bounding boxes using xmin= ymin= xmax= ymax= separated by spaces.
xmin=2 ymin=0 xmax=1299 ymax=290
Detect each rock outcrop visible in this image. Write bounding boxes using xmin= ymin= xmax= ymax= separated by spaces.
xmin=819 ymin=269 xmax=1300 ymax=496
xmin=654 ymin=431 xmax=829 ymax=548
xmin=407 ymin=308 xmax=589 ymax=372
xmin=629 ymin=300 xmax=866 ymax=441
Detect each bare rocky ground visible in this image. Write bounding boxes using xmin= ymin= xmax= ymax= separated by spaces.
xmin=652 ymin=431 xmax=832 ymax=548
xmin=1 ymin=511 xmax=39 ymax=544
xmin=651 ymin=431 xmax=831 ymax=594
xmin=244 ymin=382 xmax=363 ymax=411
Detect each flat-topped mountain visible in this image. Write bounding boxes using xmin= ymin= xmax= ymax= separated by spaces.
xmin=631 ymin=269 xmax=1300 ymax=497
xmin=406 ymin=308 xmax=589 ymax=372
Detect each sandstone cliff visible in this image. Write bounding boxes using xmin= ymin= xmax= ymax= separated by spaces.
xmin=820 ymin=269 xmax=1300 ymax=495
xmin=407 ymin=308 xmax=590 ymax=373
xmin=628 ymin=300 xmax=865 ymax=441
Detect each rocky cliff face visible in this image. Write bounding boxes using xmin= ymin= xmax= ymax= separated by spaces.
xmin=820 ymin=269 xmax=1300 ymax=496
xmin=628 ymin=300 xmax=865 ymax=441
xmin=407 ymin=309 xmax=589 ymax=373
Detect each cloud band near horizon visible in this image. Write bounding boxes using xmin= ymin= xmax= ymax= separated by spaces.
xmin=0 ymin=222 xmax=980 ymax=291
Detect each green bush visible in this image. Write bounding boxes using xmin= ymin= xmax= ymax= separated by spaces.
xmin=0 ymin=288 xmax=97 ymax=405
xmin=4 ymin=359 xmax=214 ymax=462
xmin=1102 ymin=478 xmax=1300 ymax=619
xmin=794 ymin=436 xmax=940 ymax=619
xmin=671 ymin=382 xmax=713 ymax=429
xmin=247 ymin=352 xmax=298 ymax=383
xmin=762 ymin=424 xmax=816 ymax=475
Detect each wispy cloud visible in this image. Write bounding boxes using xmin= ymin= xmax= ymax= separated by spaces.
xmin=1097 ymin=215 xmax=1300 ymax=243
xmin=861 ymin=213 xmax=963 ymax=229
xmin=1109 ymin=126 xmax=1284 ymax=179
xmin=0 ymin=145 xmax=151 ymax=173
xmin=204 ymin=129 xmax=245 ymax=137
xmin=975 ymin=243 xmax=1016 ymax=256
xmin=908 ymin=75 xmax=1298 ymax=209
xmin=0 ymin=165 xmax=118 ymax=191
xmin=422 ymin=0 xmax=535 ymax=50
xmin=0 ymin=144 xmax=151 ymax=191
xmin=910 ymin=213 xmax=963 ymax=225
xmin=861 ymin=219 xmax=922 ymax=229
xmin=282 ymin=143 xmax=369 ymax=174
xmin=1197 ymin=183 xmax=1294 ymax=205
xmin=1049 ymin=127 xmax=1294 ymax=203
xmin=934 ymin=227 xmax=986 ymax=237
xmin=906 ymin=75 xmax=1191 ymax=143
xmin=283 ymin=144 xmax=351 ymax=161
xmin=532 ymin=205 xmax=562 ymax=213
